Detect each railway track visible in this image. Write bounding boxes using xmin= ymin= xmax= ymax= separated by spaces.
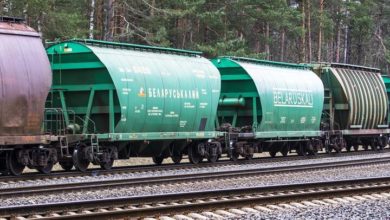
xmin=0 ymin=149 xmax=387 ymax=183
xmin=2 ymin=155 xmax=390 ymax=197
xmin=1 ymin=155 xmax=390 ymax=218
xmin=1 ymin=176 xmax=390 ymax=219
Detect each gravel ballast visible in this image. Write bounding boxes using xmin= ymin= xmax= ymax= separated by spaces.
xmin=2 ymin=161 xmax=390 ymax=207
xmin=235 ymin=197 xmax=390 ymax=220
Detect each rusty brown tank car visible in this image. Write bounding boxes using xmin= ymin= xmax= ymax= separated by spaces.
xmin=0 ymin=17 xmax=55 ymax=176
xmin=0 ymin=17 xmax=51 ymax=136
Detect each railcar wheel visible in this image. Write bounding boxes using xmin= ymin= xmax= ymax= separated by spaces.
xmin=207 ymin=154 xmax=219 ymax=163
xmin=171 ymin=154 xmax=182 ymax=164
xmin=0 ymin=155 xmax=7 ymax=175
xmin=281 ymin=146 xmax=289 ymax=157
xmin=73 ymin=146 xmax=91 ymax=172
xmin=353 ymin=145 xmax=359 ymax=151
xmin=296 ymin=143 xmax=305 ymax=156
xmin=188 ymin=144 xmax=203 ymax=164
xmin=37 ymin=160 xmax=54 ymax=174
xmin=245 ymin=154 xmax=254 ymax=160
xmin=6 ymin=151 xmax=25 ymax=176
xmin=59 ymin=161 xmax=73 ymax=171
xmin=230 ymin=151 xmax=239 ymax=161
xmin=100 ymin=159 xmax=114 ymax=170
xmin=295 ymin=142 xmax=306 ymax=156
xmin=152 ymin=156 xmax=164 ymax=165
xmin=269 ymin=150 xmax=277 ymax=158
xmin=363 ymin=145 xmax=369 ymax=151
xmin=371 ymin=140 xmax=378 ymax=151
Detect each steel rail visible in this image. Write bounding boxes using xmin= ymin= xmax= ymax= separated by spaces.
xmin=1 ymin=176 xmax=390 ymax=219
xmin=0 ymin=149 xmax=386 ymax=182
xmin=1 ymin=156 xmax=390 ymax=197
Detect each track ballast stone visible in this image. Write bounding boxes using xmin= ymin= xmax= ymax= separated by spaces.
xmin=233 ymin=198 xmax=390 ymax=220
xmin=2 ymin=162 xmax=390 ymax=207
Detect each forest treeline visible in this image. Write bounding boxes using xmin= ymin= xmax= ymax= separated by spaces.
xmin=1 ymin=0 xmax=390 ymax=71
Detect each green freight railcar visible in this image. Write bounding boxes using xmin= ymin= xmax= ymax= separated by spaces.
xmin=382 ymin=74 xmax=390 ymax=125
xmin=212 ymin=57 xmax=324 ymax=158
xmin=312 ymin=63 xmax=390 ymax=152
xmin=46 ymin=39 xmax=222 ymax=171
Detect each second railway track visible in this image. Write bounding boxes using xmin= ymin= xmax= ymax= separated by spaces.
xmin=2 ymin=176 xmax=390 ymax=219
xmin=1 ymin=155 xmax=390 ymax=197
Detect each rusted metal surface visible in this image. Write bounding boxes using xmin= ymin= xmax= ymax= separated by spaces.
xmin=0 ymin=20 xmax=51 ymax=136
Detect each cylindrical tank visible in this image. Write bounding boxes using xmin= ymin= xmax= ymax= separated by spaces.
xmin=314 ymin=63 xmax=388 ymax=130
xmin=0 ymin=17 xmax=52 ymax=135
xmin=46 ymin=40 xmax=221 ymax=135
xmin=212 ymin=57 xmax=324 ymax=138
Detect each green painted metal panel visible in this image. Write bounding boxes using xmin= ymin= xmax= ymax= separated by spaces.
xmin=47 ymin=40 xmax=221 ymax=137
xmin=381 ymin=75 xmax=390 ymax=125
xmin=213 ymin=57 xmax=324 ymax=138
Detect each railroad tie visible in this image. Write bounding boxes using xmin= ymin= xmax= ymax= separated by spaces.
xmin=362 ymin=195 xmax=378 ymax=200
xmin=342 ymin=197 xmax=359 ymax=202
xmin=380 ymin=192 xmax=390 ymax=197
xmin=228 ymin=208 xmax=247 ymax=215
xmin=301 ymin=201 xmax=320 ymax=207
xmin=173 ymin=214 xmax=193 ymax=220
xmin=278 ymin=203 xmax=299 ymax=209
xmin=311 ymin=200 xmax=330 ymax=206
xmin=289 ymin=202 xmax=307 ymax=208
xmin=159 ymin=216 xmax=177 ymax=220
xmin=322 ymin=199 xmax=339 ymax=204
xmin=266 ymin=204 xmax=285 ymax=210
xmin=241 ymin=207 xmax=260 ymax=213
xmin=253 ymin=205 xmax=273 ymax=212
xmin=333 ymin=198 xmax=349 ymax=203
xmin=215 ymin=210 xmax=237 ymax=218
xmin=352 ymin=196 xmax=368 ymax=201
xmin=201 ymin=211 xmax=225 ymax=219
xmin=187 ymin=213 xmax=208 ymax=220
xmin=371 ymin=193 xmax=385 ymax=199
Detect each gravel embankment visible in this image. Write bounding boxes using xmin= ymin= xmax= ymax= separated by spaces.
xmin=2 ymin=162 xmax=390 ymax=207
xmin=234 ymin=197 xmax=390 ymax=219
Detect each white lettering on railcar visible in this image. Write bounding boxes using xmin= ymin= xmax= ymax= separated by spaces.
xmin=147 ymin=106 xmax=163 ymax=116
xmin=179 ymin=120 xmax=187 ymax=128
xmin=273 ymin=88 xmax=314 ymax=108
xmin=140 ymin=87 xmax=200 ymax=99
xmin=199 ymin=102 xmax=208 ymax=109
xmin=165 ymin=111 xmax=179 ymax=118
xmin=132 ymin=65 xmax=151 ymax=74
xmin=121 ymin=78 xmax=134 ymax=82
xmin=184 ymin=102 xmax=195 ymax=108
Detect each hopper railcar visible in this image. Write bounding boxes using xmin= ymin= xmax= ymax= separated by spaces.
xmin=212 ymin=57 xmax=325 ymax=158
xmin=0 ymin=17 xmax=65 ymax=176
xmin=46 ymin=39 xmax=223 ymax=171
xmin=313 ymin=63 xmax=390 ymax=152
